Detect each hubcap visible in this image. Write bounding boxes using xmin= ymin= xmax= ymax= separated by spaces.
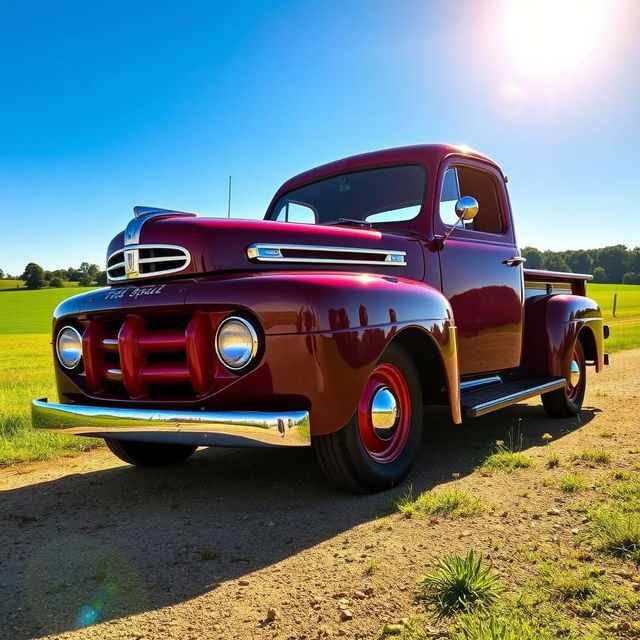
xmin=371 ymin=386 xmax=399 ymax=439
xmin=357 ymin=363 xmax=411 ymax=464
xmin=566 ymin=347 xmax=583 ymax=402
xmin=569 ymin=358 xmax=581 ymax=388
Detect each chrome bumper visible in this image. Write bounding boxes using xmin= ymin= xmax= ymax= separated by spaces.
xmin=31 ymin=399 xmax=311 ymax=448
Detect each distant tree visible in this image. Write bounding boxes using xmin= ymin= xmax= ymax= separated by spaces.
xmin=95 ymin=271 xmax=108 ymax=286
xmin=50 ymin=269 xmax=69 ymax=281
xmin=522 ymin=247 xmax=545 ymax=269
xmin=21 ymin=263 xmax=47 ymax=289
xmin=623 ymin=272 xmax=640 ymax=285
xmin=592 ymin=266 xmax=606 ymax=282
xmin=596 ymin=245 xmax=628 ymax=283
xmin=49 ymin=276 xmax=64 ymax=288
xmin=0 ymin=268 xmax=4 ymax=279
xmin=565 ymin=250 xmax=593 ymax=274
xmin=544 ymin=253 xmax=569 ymax=272
xmin=67 ymin=267 xmax=82 ymax=281
xmin=78 ymin=273 xmax=93 ymax=287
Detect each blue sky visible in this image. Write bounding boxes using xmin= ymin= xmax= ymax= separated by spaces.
xmin=1 ymin=0 xmax=639 ymax=275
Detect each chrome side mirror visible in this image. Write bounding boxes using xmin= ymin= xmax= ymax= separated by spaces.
xmin=440 ymin=196 xmax=479 ymax=244
xmin=455 ymin=196 xmax=479 ymax=221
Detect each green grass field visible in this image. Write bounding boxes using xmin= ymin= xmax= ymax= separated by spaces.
xmin=587 ymin=283 xmax=640 ymax=353
xmin=0 ymin=282 xmax=638 ymax=466
xmin=0 ymin=279 xmax=24 ymax=290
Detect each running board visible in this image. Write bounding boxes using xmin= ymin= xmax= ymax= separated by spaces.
xmin=461 ymin=377 xmax=566 ymax=418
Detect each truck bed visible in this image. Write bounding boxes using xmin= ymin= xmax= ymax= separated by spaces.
xmin=524 ymin=268 xmax=593 ymax=297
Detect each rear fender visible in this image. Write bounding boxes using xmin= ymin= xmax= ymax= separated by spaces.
xmin=524 ymin=294 xmax=604 ymax=378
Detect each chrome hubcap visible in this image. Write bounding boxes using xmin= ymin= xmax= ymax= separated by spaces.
xmin=570 ymin=358 xmax=581 ymax=388
xmin=371 ymin=386 xmax=399 ymax=440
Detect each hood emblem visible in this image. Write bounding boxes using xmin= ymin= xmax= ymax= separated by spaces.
xmin=124 ymin=249 xmax=139 ymax=279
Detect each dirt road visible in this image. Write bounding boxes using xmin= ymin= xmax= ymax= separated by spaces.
xmin=1 ymin=349 xmax=639 ymax=640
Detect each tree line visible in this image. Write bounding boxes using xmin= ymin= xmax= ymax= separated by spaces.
xmin=521 ymin=245 xmax=640 ymax=284
xmin=0 ymin=263 xmax=107 ymax=289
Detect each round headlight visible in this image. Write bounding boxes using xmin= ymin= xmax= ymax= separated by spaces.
xmin=215 ymin=317 xmax=259 ymax=370
xmin=56 ymin=326 xmax=83 ymax=369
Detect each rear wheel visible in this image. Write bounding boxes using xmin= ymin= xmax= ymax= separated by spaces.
xmin=315 ymin=343 xmax=423 ymax=493
xmin=542 ymin=340 xmax=586 ymax=418
xmin=105 ymin=439 xmax=197 ymax=467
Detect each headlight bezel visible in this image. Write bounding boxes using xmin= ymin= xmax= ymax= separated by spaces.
xmin=56 ymin=325 xmax=84 ymax=370
xmin=215 ymin=316 xmax=259 ymax=371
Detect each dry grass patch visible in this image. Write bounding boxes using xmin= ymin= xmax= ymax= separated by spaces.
xmin=570 ymin=448 xmax=612 ymax=466
xmin=394 ymin=487 xmax=484 ymax=519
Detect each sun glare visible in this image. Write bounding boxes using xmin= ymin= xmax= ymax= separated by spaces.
xmin=501 ymin=0 xmax=614 ymax=81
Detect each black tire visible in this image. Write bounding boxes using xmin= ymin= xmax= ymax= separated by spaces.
xmin=105 ymin=439 xmax=197 ymax=467
xmin=314 ymin=343 xmax=423 ymax=493
xmin=542 ymin=340 xmax=586 ymax=418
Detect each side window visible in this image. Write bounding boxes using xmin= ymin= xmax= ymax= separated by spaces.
xmin=439 ymin=166 xmax=503 ymax=234
xmin=439 ymin=168 xmax=462 ymax=227
xmin=275 ymin=201 xmax=316 ymax=224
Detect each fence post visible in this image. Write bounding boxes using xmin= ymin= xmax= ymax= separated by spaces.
xmin=613 ymin=293 xmax=617 ymax=318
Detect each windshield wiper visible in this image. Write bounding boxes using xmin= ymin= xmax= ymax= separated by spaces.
xmin=324 ymin=218 xmax=373 ymax=228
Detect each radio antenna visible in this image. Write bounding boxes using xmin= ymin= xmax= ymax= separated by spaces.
xmin=227 ymin=176 xmax=232 ymax=218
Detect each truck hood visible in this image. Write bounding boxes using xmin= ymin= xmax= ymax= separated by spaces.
xmin=106 ymin=216 xmax=425 ymax=283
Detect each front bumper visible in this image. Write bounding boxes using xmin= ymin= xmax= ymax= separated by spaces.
xmin=31 ymin=399 xmax=310 ymax=448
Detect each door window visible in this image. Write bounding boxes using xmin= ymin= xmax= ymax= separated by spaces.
xmin=439 ymin=166 xmax=504 ymax=234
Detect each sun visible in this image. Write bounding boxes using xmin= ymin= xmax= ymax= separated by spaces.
xmin=501 ymin=0 xmax=614 ymax=81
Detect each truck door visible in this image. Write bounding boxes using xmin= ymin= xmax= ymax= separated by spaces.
xmin=435 ymin=159 xmax=524 ymax=375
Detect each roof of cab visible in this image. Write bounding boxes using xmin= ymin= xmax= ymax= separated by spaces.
xmin=274 ymin=144 xmax=500 ymax=197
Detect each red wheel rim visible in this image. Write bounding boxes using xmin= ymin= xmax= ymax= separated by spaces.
xmin=566 ymin=346 xmax=583 ymax=402
xmin=357 ymin=363 xmax=411 ymax=464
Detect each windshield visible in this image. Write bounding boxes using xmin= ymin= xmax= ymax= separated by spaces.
xmin=267 ymin=165 xmax=426 ymax=226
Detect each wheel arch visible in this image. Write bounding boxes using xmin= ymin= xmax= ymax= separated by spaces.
xmin=392 ymin=325 xmax=462 ymax=424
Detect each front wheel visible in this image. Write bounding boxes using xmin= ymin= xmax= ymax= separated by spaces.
xmin=315 ymin=343 xmax=423 ymax=493
xmin=105 ymin=439 xmax=197 ymax=467
xmin=542 ymin=340 xmax=586 ymax=418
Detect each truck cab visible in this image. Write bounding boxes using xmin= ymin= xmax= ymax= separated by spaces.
xmin=32 ymin=144 xmax=608 ymax=492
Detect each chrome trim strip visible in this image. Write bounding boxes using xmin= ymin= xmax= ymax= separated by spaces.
xmin=107 ymin=243 xmax=191 ymax=282
xmin=464 ymin=379 xmax=566 ymax=418
xmin=31 ymin=399 xmax=311 ymax=448
xmin=246 ymin=243 xmax=407 ymax=266
xmin=459 ymin=375 xmax=502 ymax=391
xmin=125 ymin=207 xmax=197 ymax=246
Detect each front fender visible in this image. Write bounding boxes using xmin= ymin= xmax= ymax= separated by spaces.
xmin=51 ymin=272 xmax=460 ymax=435
xmin=524 ymin=294 xmax=604 ymax=378
xmin=189 ymin=271 xmax=460 ymax=433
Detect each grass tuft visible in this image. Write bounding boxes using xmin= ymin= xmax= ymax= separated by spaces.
xmin=557 ymin=474 xmax=587 ymax=493
xmin=394 ymin=487 xmax=484 ymax=519
xmin=419 ymin=551 xmax=505 ymax=616
xmin=570 ymin=449 xmax=612 ymax=466
xmin=479 ymin=451 xmax=533 ymax=473
xmin=546 ymin=452 xmax=561 ymax=469
xmin=451 ymin=612 xmax=553 ymax=640
xmin=590 ymin=506 xmax=640 ymax=559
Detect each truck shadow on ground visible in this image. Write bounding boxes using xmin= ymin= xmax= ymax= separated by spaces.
xmin=1 ymin=403 xmax=596 ymax=639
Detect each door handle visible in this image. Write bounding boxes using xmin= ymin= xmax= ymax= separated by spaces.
xmin=502 ymin=256 xmax=526 ymax=267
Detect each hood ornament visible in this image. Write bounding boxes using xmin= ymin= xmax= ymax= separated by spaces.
xmin=124 ymin=206 xmax=198 ymax=246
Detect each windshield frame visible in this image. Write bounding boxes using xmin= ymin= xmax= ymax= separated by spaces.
xmin=265 ymin=162 xmax=428 ymax=230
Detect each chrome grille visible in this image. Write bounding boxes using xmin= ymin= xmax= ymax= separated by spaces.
xmin=107 ymin=244 xmax=191 ymax=282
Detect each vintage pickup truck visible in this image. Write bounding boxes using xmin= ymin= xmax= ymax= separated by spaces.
xmin=32 ymin=144 xmax=609 ymax=492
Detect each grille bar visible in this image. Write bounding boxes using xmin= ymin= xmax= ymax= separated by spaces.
xmin=80 ymin=312 xmax=227 ymax=400
xmin=106 ymin=244 xmax=191 ymax=282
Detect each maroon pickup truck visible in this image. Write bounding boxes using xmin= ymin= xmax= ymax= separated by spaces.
xmin=32 ymin=144 xmax=608 ymax=492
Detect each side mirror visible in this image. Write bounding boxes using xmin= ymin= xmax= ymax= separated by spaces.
xmin=455 ymin=196 xmax=479 ymax=221
xmin=439 ymin=196 xmax=479 ymax=245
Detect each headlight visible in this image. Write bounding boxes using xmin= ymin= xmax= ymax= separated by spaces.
xmin=56 ymin=326 xmax=83 ymax=369
xmin=215 ymin=317 xmax=259 ymax=370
